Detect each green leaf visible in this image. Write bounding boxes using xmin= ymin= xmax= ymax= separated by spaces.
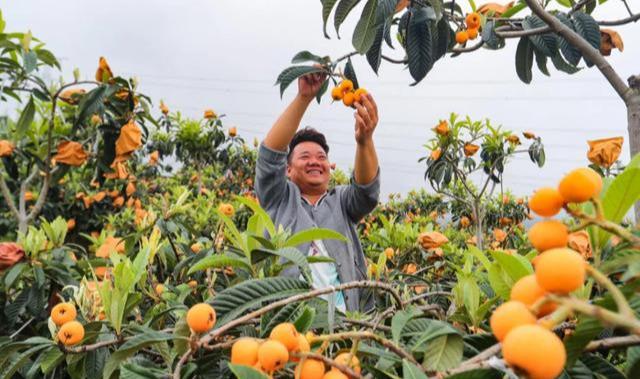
xmin=446 ymin=369 xmax=502 ymax=379
xmin=307 ymin=255 xmax=335 ymax=264
xmin=559 ymin=360 xmax=594 ymax=379
xmin=0 ymin=343 xmax=51 ymax=379
xmin=366 ymin=22 xmax=385 ymax=73
xmin=212 ymin=277 xmax=310 ymax=326
xmin=352 ymin=0 xmax=378 ymax=53
xmin=571 ymin=11 xmax=600 ymax=67
xmin=598 ymin=153 xmax=640 ymax=247
xmin=293 ymin=306 xmax=316 ymax=333
xmin=275 ymin=65 xmax=325 ymax=98
xmin=291 ymin=50 xmax=326 ymax=64
xmin=23 ymin=51 xmax=37 ymax=73
xmin=234 ymin=195 xmax=276 ymax=237
xmin=405 ymin=319 xmax=460 ymax=347
xmin=522 ymin=15 xmax=558 ymax=57
xmin=0 ymin=10 xmax=5 ymax=33
xmin=515 ymin=37 xmax=534 ymax=84
xmin=229 ymin=363 xmax=270 ymax=379
xmin=422 ymin=334 xmax=464 ymax=371
xmin=15 ymin=96 xmax=35 ymax=138
xmin=284 ymin=227 xmax=347 ymax=247
xmin=334 ymin=0 xmax=361 ymax=38
xmin=392 ymin=307 xmax=421 ymax=344
xmin=402 ymin=359 xmax=429 ymax=379
xmin=564 ymin=316 xmax=603 ymax=367
xmin=265 ymin=247 xmax=312 ymax=283
xmin=344 ymin=57 xmax=359 ymax=89
xmin=316 ymin=78 xmax=330 ymax=104
xmin=434 ymin=17 xmax=452 ymax=60
xmin=555 ymin=13 xmax=582 ymax=66
xmin=103 ymin=330 xmax=175 ymax=379
xmin=550 ymin=53 xmax=581 ymax=74
xmin=187 ymin=254 xmax=252 ymax=275
xmin=580 ymin=353 xmax=625 ymax=379
xmin=261 ymin=302 xmax=304 ymax=337
xmin=500 ymin=1 xmax=527 ymax=18
xmin=406 ymin=7 xmax=433 ymax=85
xmin=39 ymin=346 xmax=64 ymax=374
xmin=487 ymin=263 xmax=511 ymax=299
xmin=322 ymin=0 xmax=340 ymax=38
xmin=4 ymin=262 xmax=27 ymax=288
xmin=535 ymin=50 xmax=550 ymax=76
xmin=490 ymin=250 xmax=532 ymax=283
xmin=73 ymin=85 xmax=110 ymax=131
xmin=627 ymin=346 xmax=640 ymax=378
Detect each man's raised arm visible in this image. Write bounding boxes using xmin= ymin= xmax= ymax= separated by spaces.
xmin=263 ymin=73 xmax=326 ymax=152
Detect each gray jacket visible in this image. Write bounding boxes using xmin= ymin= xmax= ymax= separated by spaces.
xmin=254 ymin=143 xmax=380 ymax=311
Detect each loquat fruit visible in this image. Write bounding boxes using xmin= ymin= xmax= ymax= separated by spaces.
xmin=186 ymin=303 xmax=216 ymax=333
xmin=57 ymin=320 xmax=85 ymax=346
xmin=502 ymin=324 xmax=566 ymax=379
xmin=231 ymin=338 xmax=260 ymax=366
xmin=269 ymin=322 xmax=300 ymax=351
xmin=535 ymin=248 xmax=586 ymax=294
xmin=510 ymin=274 xmax=557 ymax=317
xmin=558 ymin=167 xmax=603 ymax=203
xmin=529 ymin=187 xmax=565 ymax=217
xmin=527 ymin=220 xmax=569 ymax=252
xmin=258 ymin=340 xmax=289 ymax=372
xmin=489 ymin=301 xmax=537 ymax=341
xmin=51 ymin=303 xmax=77 ymax=327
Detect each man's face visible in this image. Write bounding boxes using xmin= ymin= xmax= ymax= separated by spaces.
xmin=287 ymin=141 xmax=331 ymax=194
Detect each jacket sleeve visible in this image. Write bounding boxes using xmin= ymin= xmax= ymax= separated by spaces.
xmin=340 ymin=168 xmax=381 ymax=223
xmin=255 ymin=142 xmax=289 ymax=211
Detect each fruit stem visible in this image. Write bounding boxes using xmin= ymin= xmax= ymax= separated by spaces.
xmin=551 ymin=295 xmax=640 ymax=335
xmin=585 ymin=265 xmax=636 ymax=319
xmin=309 ymin=331 xmax=420 ymax=367
xmin=565 ymin=204 xmax=640 ymax=246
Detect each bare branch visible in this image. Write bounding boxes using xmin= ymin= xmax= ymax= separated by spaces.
xmin=586 ymin=335 xmax=640 ymax=351
xmin=599 ymin=13 xmax=640 ymax=26
xmin=452 ymin=40 xmax=485 ymax=54
xmin=381 ymin=54 xmax=408 ymax=64
xmin=0 ymin=173 xmax=20 ymax=218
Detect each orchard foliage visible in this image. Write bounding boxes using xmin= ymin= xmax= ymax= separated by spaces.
xmin=1 ymin=7 xmax=640 ymax=379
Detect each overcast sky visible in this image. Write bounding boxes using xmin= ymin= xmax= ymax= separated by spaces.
xmin=3 ymin=1 xmax=639 ymax=199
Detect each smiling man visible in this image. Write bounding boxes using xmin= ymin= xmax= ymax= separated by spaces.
xmin=255 ymin=71 xmax=380 ymax=312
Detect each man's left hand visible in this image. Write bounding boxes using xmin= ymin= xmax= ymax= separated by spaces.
xmin=354 ymin=93 xmax=378 ymax=145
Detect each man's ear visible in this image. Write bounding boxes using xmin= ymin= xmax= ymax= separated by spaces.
xmin=286 ymin=165 xmax=291 ymax=177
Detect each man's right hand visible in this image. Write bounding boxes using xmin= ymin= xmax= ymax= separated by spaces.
xmin=298 ymin=71 xmax=327 ymax=101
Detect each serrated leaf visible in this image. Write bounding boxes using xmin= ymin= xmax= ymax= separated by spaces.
xmin=23 ymin=51 xmax=37 ymax=73
xmin=102 ymin=330 xmax=174 ymax=379
xmin=433 ymin=17 xmax=450 ymax=60
xmin=259 ymin=247 xmax=312 ymax=283
xmin=0 ymin=343 xmax=51 ymax=379
xmin=322 ymin=0 xmax=340 ymax=38
xmin=523 ymin=15 xmax=558 ymax=57
xmin=572 ymin=11 xmax=600 ymax=67
xmin=392 ymin=307 xmax=421 ymax=344
xmin=564 ymin=316 xmax=603 ymax=367
xmin=515 ymin=37 xmax=534 ymax=84
xmin=212 ymin=277 xmax=310 ymax=326
xmin=555 ymin=13 xmax=582 ymax=66
xmin=627 ymin=346 xmax=640 ymax=378
xmin=261 ymin=302 xmax=304 ymax=337
xmin=366 ymin=22 xmax=385 ymax=74
xmin=39 ymin=346 xmax=64 ymax=374
xmin=352 ymin=0 xmax=378 ymax=53
xmin=559 ymin=360 xmax=594 ymax=379
xmin=344 ymin=58 xmax=359 ymax=89
xmin=316 ymin=78 xmax=329 ymax=104
xmin=73 ymin=85 xmax=111 ymax=131
xmin=275 ymin=66 xmax=325 ymax=98
xmin=334 ymin=0 xmax=361 ymax=38
xmin=580 ymin=353 xmax=625 ymax=379
xmin=551 ymin=53 xmax=581 ymax=74
xmin=229 ymin=363 xmax=270 ymax=379
xmin=15 ymin=96 xmax=35 ymax=138
xmin=187 ymin=254 xmax=252 ymax=275
xmin=406 ymin=7 xmax=433 ymax=85
xmin=291 ymin=50 xmax=325 ymax=64
xmin=422 ymin=334 xmax=464 ymax=371
xmin=402 ymin=360 xmax=428 ymax=379
xmin=293 ymin=306 xmax=316 ymax=333
xmin=490 ymin=250 xmax=532 ymax=283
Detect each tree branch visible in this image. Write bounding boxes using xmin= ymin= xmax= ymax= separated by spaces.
xmin=598 ymin=13 xmax=640 ymax=26
xmin=585 ymin=335 xmax=640 ymax=351
xmin=0 ymin=173 xmax=20 ymax=218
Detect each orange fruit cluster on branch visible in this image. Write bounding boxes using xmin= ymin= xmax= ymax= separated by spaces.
xmin=331 ymin=80 xmax=368 ymax=108
xmin=51 ymin=302 xmax=85 ymax=346
xmin=455 ymin=12 xmax=481 ymax=45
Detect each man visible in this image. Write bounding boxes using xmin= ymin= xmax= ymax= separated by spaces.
xmin=255 ymin=70 xmax=380 ymax=312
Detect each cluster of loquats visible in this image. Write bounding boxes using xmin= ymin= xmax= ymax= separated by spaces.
xmin=330 ymin=79 xmax=368 ymax=108
xmin=230 ymin=323 xmax=359 ymax=378
xmin=455 ymin=13 xmax=481 ymax=45
xmin=487 ymin=167 xmax=602 ymax=379
xmin=51 ymin=303 xmax=85 ymax=347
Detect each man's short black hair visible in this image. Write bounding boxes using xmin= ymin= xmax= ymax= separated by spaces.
xmin=287 ymin=127 xmax=329 ymax=162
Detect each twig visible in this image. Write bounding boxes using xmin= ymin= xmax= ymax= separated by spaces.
xmin=551 ymin=295 xmax=640 ymax=335
xmin=309 ymin=331 xmax=420 ymax=367
xmin=62 ymin=338 xmax=121 ymax=353
xmin=585 ymin=335 xmax=640 ymax=351
xmin=586 ymin=265 xmax=636 ymax=319
xmin=293 ymin=351 xmax=362 ymax=379
xmin=9 ymin=317 xmax=35 ymax=339
xmin=403 ymin=291 xmax=452 ymax=306
xmin=173 ymin=348 xmax=192 ymax=379
xmin=381 ymin=55 xmax=407 ymax=64
xmin=344 ymin=318 xmax=392 ymax=332
xmin=452 ymin=40 xmax=485 ymax=53
xmin=598 ymin=13 xmax=640 ymax=26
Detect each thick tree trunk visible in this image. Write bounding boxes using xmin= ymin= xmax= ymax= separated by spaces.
xmin=627 ymin=75 xmax=640 ymax=224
